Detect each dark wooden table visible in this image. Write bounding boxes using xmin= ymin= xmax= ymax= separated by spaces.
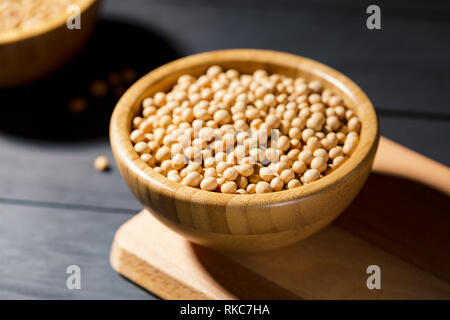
xmin=0 ymin=0 xmax=449 ymax=299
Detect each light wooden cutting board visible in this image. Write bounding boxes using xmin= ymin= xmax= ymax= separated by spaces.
xmin=110 ymin=137 xmax=450 ymax=299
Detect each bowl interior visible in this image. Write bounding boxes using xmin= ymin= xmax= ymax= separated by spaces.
xmin=111 ymin=49 xmax=379 ymax=207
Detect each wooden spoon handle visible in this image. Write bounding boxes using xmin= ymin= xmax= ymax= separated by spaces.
xmin=373 ymin=137 xmax=450 ymax=196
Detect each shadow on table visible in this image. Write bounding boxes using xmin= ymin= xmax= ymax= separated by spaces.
xmin=188 ymin=173 xmax=450 ymax=299
xmin=0 ymin=18 xmax=179 ymax=142
xmin=334 ymin=172 xmax=450 ymax=282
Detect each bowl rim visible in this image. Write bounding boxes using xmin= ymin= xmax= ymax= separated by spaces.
xmin=110 ymin=49 xmax=379 ymax=208
xmin=0 ymin=0 xmax=97 ymax=44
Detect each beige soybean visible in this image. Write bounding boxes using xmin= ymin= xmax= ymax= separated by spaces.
xmin=237 ymin=176 xmax=249 ymax=189
xmin=280 ymin=169 xmax=295 ymax=183
xmin=270 ymin=177 xmax=284 ymax=191
xmin=259 ymin=167 xmax=276 ymax=182
xmin=223 ymin=167 xmax=239 ymax=181
xmin=134 ymin=142 xmax=150 ymax=154
xmin=303 ymin=169 xmax=320 ymax=183
xmin=287 ymin=179 xmax=301 ymax=189
xmin=172 ymin=153 xmax=186 ymax=170
xmin=333 ymin=155 xmax=346 ymax=168
xmin=329 ymin=146 xmax=343 ymax=159
xmin=292 ymin=160 xmax=306 ymax=174
xmin=246 ymin=183 xmax=256 ymax=194
xmin=94 ymin=155 xmax=109 ymax=172
xmin=221 ymin=181 xmax=237 ymax=194
xmin=183 ymin=171 xmax=202 ymax=187
xmin=310 ymin=157 xmax=327 ymax=173
xmin=237 ymin=164 xmax=254 ymax=177
xmin=255 ymin=181 xmax=272 ymax=194
xmin=200 ymin=177 xmax=218 ymax=191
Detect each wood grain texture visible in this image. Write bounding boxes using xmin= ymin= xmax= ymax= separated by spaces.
xmin=0 ymin=137 xmax=141 ymax=212
xmin=0 ymin=118 xmax=447 ymax=212
xmin=374 ymin=137 xmax=450 ymax=195
xmin=110 ymin=136 xmax=450 ymax=299
xmin=110 ymin=49 xmax=380 ymax=251
xmin=0 ymin=204 xmax=151 ymax=299
xmin=110 ymin=207 xmax=450 ymax=300
xmin=0 ymin=0 xmax=448 ymax=300
xmin=378 ymin=117 xmax=450 ymax=167
xmin=0 ymin=0 xmax=100 ymax=87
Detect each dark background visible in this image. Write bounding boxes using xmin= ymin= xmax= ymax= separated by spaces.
xmin=0 ymin=0 xmax=449 ymax=299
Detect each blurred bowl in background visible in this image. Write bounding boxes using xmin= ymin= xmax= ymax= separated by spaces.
xmin=0 ymin=0 xmax=101 ymax=87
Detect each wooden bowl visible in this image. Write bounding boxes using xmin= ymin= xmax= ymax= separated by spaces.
xmin=0 ymin=0 xmax=100 ymax=87
xmin=110 ymin=49 xmax=379 ymax=252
